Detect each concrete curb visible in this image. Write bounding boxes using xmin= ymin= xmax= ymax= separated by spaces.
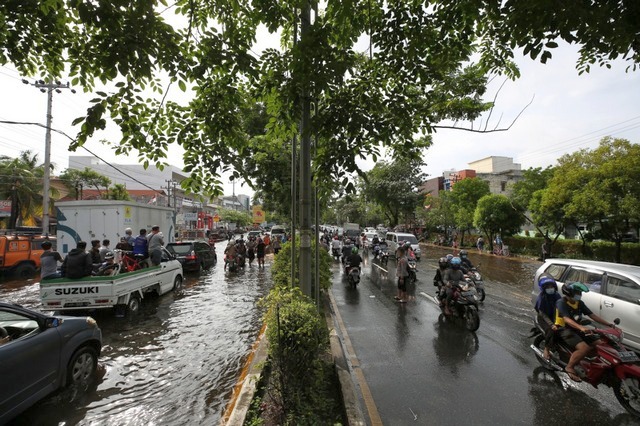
xmin=322 ymin=291 xmax=366 ymax=426
xmin=221 ymin=325 xmax=269 ymax=426
xmin=222 ymin=292 xmax=366 ymax=425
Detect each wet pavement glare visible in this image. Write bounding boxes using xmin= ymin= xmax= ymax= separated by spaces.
xmin=1 ymin=254 xmax=272 ymax=425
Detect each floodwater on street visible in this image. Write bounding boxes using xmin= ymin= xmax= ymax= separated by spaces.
xmin=1 ymin=251 xmax=272 ymax=425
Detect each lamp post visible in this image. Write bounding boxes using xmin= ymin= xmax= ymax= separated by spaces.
xmin=22 ymin=78 xmax=75 ymax=235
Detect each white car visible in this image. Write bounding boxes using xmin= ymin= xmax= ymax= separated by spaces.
xmin=385 ymin=232 xmax=421 ymax=260
xmin=532 ymin=259 xmax=640 ymax=352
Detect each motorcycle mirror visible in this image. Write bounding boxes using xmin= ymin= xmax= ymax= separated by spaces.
xmin=614 ymin=318 xmax=621 ymax=325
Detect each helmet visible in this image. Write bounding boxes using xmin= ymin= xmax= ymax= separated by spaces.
xmin=344 ymin=238 xmax=351 ymax=245
xmin=104 ymin=251 xmax=115 ymax=260
xmin=352 ymin=247 xmax=358 ymax=254
xmin=450 ymin=257 xmax=462 ymax=268
xmin=403 ymin=241 xmax=411 ymax=249
xmin=561 ymin=282 xmax=590 ymax=298
xmin=537 ymin=274 xmax=557 ymax=292
xmin=445 ymin=254 xmax=454 ymax=262
xmin=438 ymin=257 xmax=448 ymax=268
xmin=459 ymin=249 xmax=468 ymax=258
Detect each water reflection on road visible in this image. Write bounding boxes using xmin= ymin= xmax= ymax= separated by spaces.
xmin=1 ymin=257 xmax=272 ymax=425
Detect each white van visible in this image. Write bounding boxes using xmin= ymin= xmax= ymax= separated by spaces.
xmin=270 ymin=225 xmax=287 ymax=239
xmin=385 ymin=232 xmax=421 ymax=260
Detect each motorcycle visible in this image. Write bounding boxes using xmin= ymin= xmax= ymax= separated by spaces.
xmin=236 ymin=253 xmax=246 ymax=268
xmin=530 ymin=317 xmax=640 ymax=417
xmin=464 ymin=266 xmax=485 ymax=301
xmin=345 ymin=263 xmax=361 ymax=288
xmin=407 ymin=257 xmax=417 ymax=285
xmin=225 ymin=254 xmax=238 ymax=272
xmin=332 ymin=246 xmax=341 ymax=261
xmin=438 ymin=282 xmax=480 ymax=332
xmin=374 ymin=243 xmax=389 ymax=266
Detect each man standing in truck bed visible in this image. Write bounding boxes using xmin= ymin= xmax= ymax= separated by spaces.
xmin=147 ymin=225 xmax=165 ymax=266
xmin=40 ymin=241 xmax=63 ymax=280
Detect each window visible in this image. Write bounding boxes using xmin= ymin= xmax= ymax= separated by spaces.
xmin=544 ymin=264 xmax=568 ymax=280
xmin=606 ymin=276 xmax=640 ymax=305
xmin=564 ymin=268 xmax=604 ymax=289
xmin=500 ymin=181 xmax=507 ymax=192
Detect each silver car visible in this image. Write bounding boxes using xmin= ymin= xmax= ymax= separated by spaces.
xmin=532 ymin=259 xmax=640 ymax=351
xmin=0 ymin=302 xmax=102 ymax=423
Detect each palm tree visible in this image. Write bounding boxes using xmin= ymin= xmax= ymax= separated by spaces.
xmin=0 ymin=151 xmax=58 ymax=228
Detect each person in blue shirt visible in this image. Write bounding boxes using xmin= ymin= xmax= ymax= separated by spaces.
xmin=534 ymin=274 xmax=561 ymax=360
xmin=133 ymin=228 xmax=149 ymax=258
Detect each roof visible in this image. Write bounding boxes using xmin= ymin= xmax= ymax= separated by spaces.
xmin=544 ymin=258 xmax=640 ymax=279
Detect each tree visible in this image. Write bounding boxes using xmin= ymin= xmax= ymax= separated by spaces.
xmin=59 ymin=167 xmax=111 ymax=199
xmin=544 ymin=137 xmax=640 ymax=262
xmin=0 ymin=151 xmax=56 ymax=228
xmin=106 ymin=183 xmax=131 ymax=201
xmin=474 ymin=194 xmax=526 ymax=250
xmin=449 ymin=178 xmax=490 ymax=246
xmin=511 ymin=166 xmax=564 ymax=255
xmin=219 ymin=208 xmax=253 ymax=228
xmin=362 ymin=159 xmax=426 ymax=227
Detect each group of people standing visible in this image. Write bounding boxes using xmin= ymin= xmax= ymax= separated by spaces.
xmin=39 ymin=226 xmax=166 ymax=280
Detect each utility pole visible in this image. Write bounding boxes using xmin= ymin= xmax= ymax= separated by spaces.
xmin=298 ymin=2 xmax=312 ymax=297
xmin=23 ymin=78 xmax=75 ymax=235
xmin=164 ymin=179 xmax=173 ymax=207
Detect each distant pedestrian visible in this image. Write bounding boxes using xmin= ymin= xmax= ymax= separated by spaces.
xmin=256 ymin=237 xmax=266 ymax=267
xmin=476 ymin=236 xmax=485 ymax=253
xmin=541 ymin=238 xmax=550 ymax=261
xmin=394 ymin=247 xmax=409 ymax=303
xmin=272 ymin=238 xmax=281 ymax=255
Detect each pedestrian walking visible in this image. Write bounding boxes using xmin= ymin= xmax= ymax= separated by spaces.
xmin=256 ymin=237 xmax=266 ymax=267
xmin=394 ymin=247 xmax=409 ymax=303
xmin=476 ymin=236 xmax=485 ymax=253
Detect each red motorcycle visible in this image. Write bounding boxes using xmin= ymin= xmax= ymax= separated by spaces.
xmin=530 ymin=318 xmax=640 ymax=417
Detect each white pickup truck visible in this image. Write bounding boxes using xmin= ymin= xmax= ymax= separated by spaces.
xmin=40 ymin=248 xmax=183 ymax=315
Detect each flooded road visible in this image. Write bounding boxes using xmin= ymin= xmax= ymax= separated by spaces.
xmin=1 ymin=253 xmax=272 ymax=425
xmin=331 ymin=245 xmax=638 ymax=425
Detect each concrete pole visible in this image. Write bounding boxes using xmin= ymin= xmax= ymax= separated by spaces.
xmin=42 ymin=87 xmax=53 ymax=235
xmin=298 ymin=2 xmax=312 ymax=297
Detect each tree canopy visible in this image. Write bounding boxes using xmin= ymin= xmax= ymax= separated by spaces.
xmin=3 ymin=1 xmax=637 ymax=198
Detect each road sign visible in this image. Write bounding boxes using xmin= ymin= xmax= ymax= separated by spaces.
xmin=213 ymin=214 xmax=220 ymax=222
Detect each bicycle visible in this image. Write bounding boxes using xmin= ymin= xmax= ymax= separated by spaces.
xmin=116 ymin=250 xmax=149 ymax=272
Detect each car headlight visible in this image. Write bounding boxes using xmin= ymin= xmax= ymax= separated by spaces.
xmin=86 ymin=317 xmax=98 ymax=327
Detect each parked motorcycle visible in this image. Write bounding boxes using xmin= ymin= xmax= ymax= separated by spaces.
xmin=464 ymin=266 xmax=485 ymax=301
xmin=530 ymin=317 xmax=640 ymax=417
xmin=439 ymin=282 xmax=480 ymax=332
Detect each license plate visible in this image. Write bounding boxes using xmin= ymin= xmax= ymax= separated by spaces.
xmin=461 ymin=291 xmax=475 ymax=297
xmin=618 ymin=350 xmax=640 ymax=363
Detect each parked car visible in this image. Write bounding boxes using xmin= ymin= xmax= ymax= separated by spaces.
xmin=532 ymin=259 xmax=640 ymax=352
xmin=166 ymin=241 xmax=216 ymax=273
xmin=0 ymin=302 xmax=102 ymax=423
xmin=385 ymin=232 xmax=422 ymax=260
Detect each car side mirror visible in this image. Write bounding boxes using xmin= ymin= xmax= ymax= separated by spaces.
xmin=46 ymin=317 xmax=60 ymax=328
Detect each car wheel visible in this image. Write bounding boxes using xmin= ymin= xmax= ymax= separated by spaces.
xmin=67 ymin=346 xmax=98 ymax=385
xmin=127 ymin=294 xmax=141 ymax=313
xmin=14 ymin=263 xmax=36 ymax=279
xmin=173 ymin=275 xmax=183 ymax=292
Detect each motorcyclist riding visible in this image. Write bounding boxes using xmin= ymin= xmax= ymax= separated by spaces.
xmin=433 ymin=257 xmax=449 ymax=303
xmin=442 ymin=256 xmax=465 ymax=315
xmin=346 ymin=246 xmax=362 ymax=272
xmin=534 ymin=274 xmax=561 ymax=360
xmin=459 ymin=249 xmax=473 ymax=270
xmin=341 ymin=238 xmax=353 ymax=264
xmin=556 ymin=282 xmax=617 ymax=382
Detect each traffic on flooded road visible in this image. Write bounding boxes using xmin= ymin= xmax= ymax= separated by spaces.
xmin=0 ymin=249 xmax=271 ymax=425
xmin=329 ymin=245 xmax=639 ymax=425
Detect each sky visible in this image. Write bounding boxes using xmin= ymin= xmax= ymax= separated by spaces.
xmin=0 ymin=33 xmax=638 ymax=197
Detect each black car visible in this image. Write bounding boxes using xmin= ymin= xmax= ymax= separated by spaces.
xmin=166 ymin=241 xmax=216 ymax=273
